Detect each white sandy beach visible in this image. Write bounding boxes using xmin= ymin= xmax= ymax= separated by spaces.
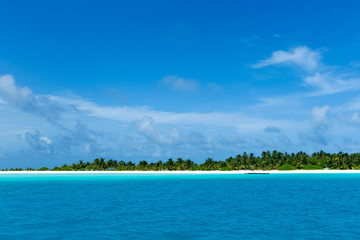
xmin=1 ymin=170 xmax=360 ymax=174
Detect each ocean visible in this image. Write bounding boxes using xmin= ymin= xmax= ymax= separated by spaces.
xmin=0 ymin=173 xmax=359 ymax=239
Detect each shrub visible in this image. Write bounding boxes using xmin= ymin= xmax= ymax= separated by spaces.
xmin=220 ymin=167 xmax=233 ymax=171
xmin=38 ymin=167 xmax=49 ymax=171
xmin=302 ymin=165 xmax=323 ymax=170
xmin=190 ymin=166 xmax=206 ymax=171
xmin=57 ymin=166 xmax=73 ymax=171
xmin=278 ymin=164 xmax=297 ymax=170
xmin=355 ymin=165 xmax=360 ymax=170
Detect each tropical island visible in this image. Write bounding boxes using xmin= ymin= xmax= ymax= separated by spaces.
xmin=3 ymin=150 xmax=360 ymax=171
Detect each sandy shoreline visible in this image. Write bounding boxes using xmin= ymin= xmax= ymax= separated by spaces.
xmin=1 ymin=170 xmax=360 ymax=174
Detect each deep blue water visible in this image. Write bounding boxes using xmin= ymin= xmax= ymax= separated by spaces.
xmin=0 ymin=173 xmax=360 ymax=239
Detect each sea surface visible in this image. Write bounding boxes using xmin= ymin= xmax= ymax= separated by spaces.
xmin=0 ymin=173 xmax=360 ymax=239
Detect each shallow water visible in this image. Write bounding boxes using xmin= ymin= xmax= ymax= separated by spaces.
xmin=0 ymin=173 xmax=359 ymax=239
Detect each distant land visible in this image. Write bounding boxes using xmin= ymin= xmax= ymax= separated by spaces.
xmin=3 ymin=151 xmax=360 ymax=171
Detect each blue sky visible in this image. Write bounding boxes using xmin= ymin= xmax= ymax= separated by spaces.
xmin=1 ymin=0 xmax=360 ymax=167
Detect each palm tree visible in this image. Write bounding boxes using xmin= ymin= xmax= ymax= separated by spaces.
xmin=165 ymin=158 xmax=175 ymax=170
xmin=93 ymin=158 xmax=106 ymax=170
xmin=203 ymin=158 xmax=216 ymax=170
xmin=176 ymin=158 xmax=184 ymax=170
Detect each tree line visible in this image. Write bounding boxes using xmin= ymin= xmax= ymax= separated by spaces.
xmin=3 ymin=150 xmax=360 ymax=171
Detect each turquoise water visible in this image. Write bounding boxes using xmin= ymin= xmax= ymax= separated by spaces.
xmin=0 ymin=173 xmax=360 ymax=239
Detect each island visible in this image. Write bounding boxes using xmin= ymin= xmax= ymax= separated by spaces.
xmin=2 ymin=150 xmax=360 ymax=172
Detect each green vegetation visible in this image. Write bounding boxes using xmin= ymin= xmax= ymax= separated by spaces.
xmin=220 ymin=166 xmax=233 ymax=171
xmin=3 ymin=150 xmax=360 ymax=171
xmin=38 ymin=167 xmax=49 ymax=171
xmin=301 ymin=164 xmax=323 ymax=170
xmin=278 ymin=164 xmax=297 ymax=170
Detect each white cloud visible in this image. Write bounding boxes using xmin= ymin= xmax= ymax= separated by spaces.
xmin=0 ymin=75 xmax=306 ymax=163
xmin=25 ymin=131 xmax=54 ymax=155
xmin=0 ymin=75 xmax=32 ymax=105
xmin=0 ymin=77 xmax=291 ymax=138
xmin=252 ymin=46 xmax=321 ymax=71
xmin=6 ymin=74 xmax=360 ymax=166
xmin=124 ymin=116 xmax=217 ymax=158
xmin=295 ymin=105 xmax=332 ymax=147
xmin=49 ymin=95 xmax=296 ymax=132
xmin=40 ymin=136 xmax=52 ymax=144
xmin=132 ymin=116 xmax=179 ymax=146
xmin=0 ymin=75 xmax=65 ymax=124
xmin=161 ymin=75 xmax=197 ymax=91
xmin=252 ymin=46 xmax=360 ymax=97
xmin=60 ymin=121 xmax=107 ymax=155
xmin=304 ymin=72 xmax=360 ymax=96
xmin=310 ymin=105 xmax=330 ymax=124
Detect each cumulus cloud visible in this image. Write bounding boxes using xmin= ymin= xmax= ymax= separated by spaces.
xmin=185 ymin=131 xmax=215 ymax=152
xmin=132 ymin=116 xmax=179 ymax=146
xmin=125 ymin=116 xmax=220 ymax=158
xmin=0 ymin=74 xmax=303 ymax=163
xmin=161 ymin=75 xmax=197 ymax=91
xmin=25 ymin=130 xmax=54 ymax=154
xmin=0 ymin=75 xmax=112 ymax=158
xmin=0 ymin=75 xmax=65 ymax=124
xmin=252 ymin=46 xmax=321 ymax=71
xmin=307 ymin=105 xmax=330 ymax=145
xmin=0 ymin=75 xmax=32 ymax=105
xmin=5 ymin=73 xmax=360 ymax=166
xmin=57 ymin=121 xmax=107 ymax=155
xmin=119 ymin=116 xmax=181 ymax=158
xmin=310 ymin=105 xmax=330 ymax=124
xmin=22 ymin=121 xmax=109 ymax=159
xmin=121 ymin=135 xmax=163 ymax=158
xmin=122 ymin=118 xmax=216 ymax=159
